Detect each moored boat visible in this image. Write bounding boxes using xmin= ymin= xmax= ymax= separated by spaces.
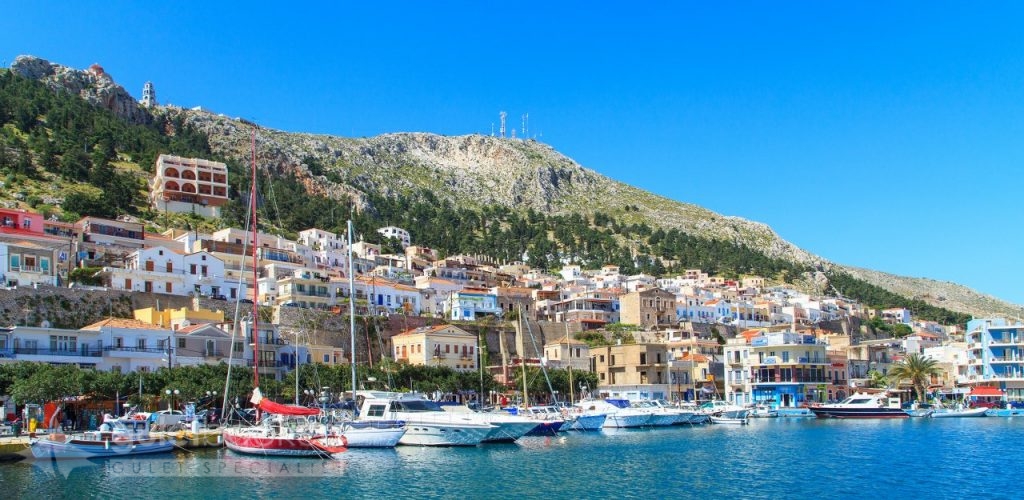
xmin=30 ymin=416 xmax=174 ymax=460
xmin=809 ymin=392 xmax=908 ymax=419
xmin=357 ymin=392 xmax=494 ymax=446
xmin=575 ymin=399 xmax=650 ymax=428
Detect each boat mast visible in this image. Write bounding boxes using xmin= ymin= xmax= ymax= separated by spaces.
xmin=566 ymin=323 xmax=574 ymax=404
xmin=250 ymin=128 xmax=260 ymax=392
xmin=519 ymin=311 xmax=528 ymax=408
xmin=348 ymin=219 xmax=357 ymax=405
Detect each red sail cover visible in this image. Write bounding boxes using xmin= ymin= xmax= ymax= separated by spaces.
xmin=258 ymin=399 xmax=320 ymax=416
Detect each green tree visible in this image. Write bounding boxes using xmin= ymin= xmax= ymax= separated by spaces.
xmin=866 ymin=369 xmax=889 ymax=389
xmin=887 ymin=353 xmax=941 ymax=401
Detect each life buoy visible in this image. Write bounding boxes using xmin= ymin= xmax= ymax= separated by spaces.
xmin=112 ymin=435 xmax=130 ymax=444
xmin=48 ymin=433 xmax=67 ymax=442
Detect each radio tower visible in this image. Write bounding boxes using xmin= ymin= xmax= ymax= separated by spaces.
xmin=499 ymin=111 xmax=507 ymax=139
xmin=522 ymin=113 xmax=528 ymax=139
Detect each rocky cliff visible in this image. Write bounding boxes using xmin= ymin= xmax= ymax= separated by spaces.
xmin=10 ymin=55 xmax=151 ymax=125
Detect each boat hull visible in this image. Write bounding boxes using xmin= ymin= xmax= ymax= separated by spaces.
xmin=810 ymin=408 xmax=908 ymax=419
xmin=342 ymin=422 xmax=407 ymax=448
xmin=481 ymin=421 xmax=539 ymax=443
xmin=930 ymin=408 xmax=988 ymax=418
xmin=603 ymin=413 xmax=651 ymax=428
xmin=31 ymin=436 xmax=174 ymax=460
xmin=563 ymin=414 xmax=606 ymax=431
xmin=396 ymin=422 xmax=493 ymax=446
xmin=525 ymin=421 xmax=565 ymax=436
xmin=223 ymin=430 xmax=331 ymax=457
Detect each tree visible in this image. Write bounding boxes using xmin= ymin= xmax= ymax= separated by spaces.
xmin=887 ymin=353 xmax=941 ymax=401
xmin=866 ymin=370 xmax=889 ymax=389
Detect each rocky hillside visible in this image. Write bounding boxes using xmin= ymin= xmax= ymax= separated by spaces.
xmin=183 ymin=110 xmax=822 ymax=266
xmin=6 ymin=55 xmax=1020 ymax=318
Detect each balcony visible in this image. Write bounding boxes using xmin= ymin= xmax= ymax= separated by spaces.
xmin=13 ymin=348 xmax=103 ymax=357
xmin=750 ymin=376 xmax=829 ymax=385
xmin=204 ymin=351 xmax=225 ymax=358
xmin=104 ymin=346 xmax=167 ymax=358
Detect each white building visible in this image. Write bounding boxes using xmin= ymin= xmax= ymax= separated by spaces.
xmin=149 ymin=155 xmax=229 ymax=217
xmin=377 ymin=226 xmax=410 ymax=249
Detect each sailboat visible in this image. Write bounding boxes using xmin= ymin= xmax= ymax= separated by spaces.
xmin=221 ymin=128 xmax=347 ymax=457
xmin=333 ymin=218 xmax=407 ymax=448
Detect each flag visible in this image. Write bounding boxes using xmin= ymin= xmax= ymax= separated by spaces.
xmin=250 ymin=387 xmax=263 ymax=405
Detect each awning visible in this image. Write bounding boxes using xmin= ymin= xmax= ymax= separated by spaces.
xmin=970 ymin=386 xmax=1003 ymax=397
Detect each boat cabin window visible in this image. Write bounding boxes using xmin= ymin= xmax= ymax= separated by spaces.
xmin=393 ymin=399 xmax=443 ymax=412
xmin=365 ymin=404 xmax=387 ymax=417
xmin=846 ymin=398 xmax=872 ymax=405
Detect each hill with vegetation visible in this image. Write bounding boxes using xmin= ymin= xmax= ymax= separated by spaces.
xmin=0 ymin=56 xmax=1015 ymax=324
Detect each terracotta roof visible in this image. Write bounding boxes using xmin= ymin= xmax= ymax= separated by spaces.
xmin=81 ymin=318 xmax=171 ymax=331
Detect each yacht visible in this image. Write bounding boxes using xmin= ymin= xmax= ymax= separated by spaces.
xmin=630 ymin=400 xmax=681 ymax=426
xmin=357 ymin=392 xmax=494 ymax=446
xmin=575 ymin=399 xmax=651 ymax=428
xmin=441 ymin=405 xmax=540 ymax=443
xmin=809 ymin=392 xmax=909 ymax=419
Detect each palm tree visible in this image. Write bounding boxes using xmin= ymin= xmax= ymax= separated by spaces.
xmin=887 ymin=353 xmax=941 ymax=402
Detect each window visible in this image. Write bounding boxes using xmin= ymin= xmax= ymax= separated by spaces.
xmin=166 ymin=262 xmax=173 ymax=272
xmin=178 ymin=338 xmax=186 ymax=348
xmin=782 ymin=351 xmax=790 ymax=363
xmin=233 ymin=342 xmax=243 ymax=353
xmin=137 ymin=338 xmax=147 ymax=349
xmin=166 ymin=282 xmax=173 ymax=293
xmin=323 ymin=354 xmax=329 ymax=363
xmin=366 ymin=404 xmax=386 ymax=417
xmin=190 ymin=264 xmax=197 ymax=275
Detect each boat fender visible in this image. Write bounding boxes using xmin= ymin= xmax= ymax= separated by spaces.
xmin=113 ymin=435 xmax=130 ymax=444
xmin=49 ymin=433 xmax=66 ymax=442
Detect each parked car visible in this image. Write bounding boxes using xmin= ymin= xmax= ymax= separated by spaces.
xmin=211 ymin=294 xmax=227 ymax=300
xmin=237 ymin=298 xmax=254 ymax=304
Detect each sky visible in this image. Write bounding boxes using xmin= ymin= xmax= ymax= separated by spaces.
xmin=2 ymin=2 xmax=1022 ymax=305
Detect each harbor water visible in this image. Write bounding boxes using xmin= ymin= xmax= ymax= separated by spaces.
xmin=3 ymin=417 xmax=1023 ymax=499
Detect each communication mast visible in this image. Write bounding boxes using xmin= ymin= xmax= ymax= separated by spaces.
xmin=522 ymin=113 xmax=528 ymax=139
xmin=499 ymin=111 xmax=507 ymax=138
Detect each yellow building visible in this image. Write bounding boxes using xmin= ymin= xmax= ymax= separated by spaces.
xmin=134 ymin=300 xmax=225 ymax=330
xmin=392 ymin=324 xmax=478 ymax=372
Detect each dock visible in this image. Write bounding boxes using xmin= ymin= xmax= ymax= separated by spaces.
xmin=0 ymin=428 xmax=224 ymax=461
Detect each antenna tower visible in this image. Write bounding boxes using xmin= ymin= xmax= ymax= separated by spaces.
xmin=522 ymin=113 xmax=528 ymax=139
xmin=499 ymin=111 xmax=507 ymax=139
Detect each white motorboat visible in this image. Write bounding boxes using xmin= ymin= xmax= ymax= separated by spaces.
xmin=441 ymin=405 xmax=539 ymax=443
xmin=575 ymin=399 xmax=651 ymax=428
xmin=357 ymin=392 xmax=494 ymax=446
xmin=630 ymin=400 xmax=683 ymax=426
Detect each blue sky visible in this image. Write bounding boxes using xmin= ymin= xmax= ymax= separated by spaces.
xmin=3 ymin=2 xmax=1022 ymax=305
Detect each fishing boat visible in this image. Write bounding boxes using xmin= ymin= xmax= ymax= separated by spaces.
xmin=809 ymin=392 xmax=909 ymax=419
xmin=929 ymin=405 xmax=988 ymax=418
xmin=30 ymin=416 xmax=174 ymax=459
xmin=709 ymin=414 xmax=749 ymax=425
xmin=697 ymin=400 xmax=750 ymax=420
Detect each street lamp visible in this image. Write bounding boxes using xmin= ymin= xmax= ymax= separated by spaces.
xmin=165 ymin=389 xmax=180 ymax=412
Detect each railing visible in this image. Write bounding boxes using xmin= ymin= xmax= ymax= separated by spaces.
xmin=104 ymin=346 xmax=167 ymax=354
xmin=247 ymin=359 xmax=283 ymax=367
xmin=14 ymin=348 xmax=103 ymax=357
xmin=204 ymin=351 xmax=225 ymax=358
xmin=750 ymin=377 xmax=830 ymax=384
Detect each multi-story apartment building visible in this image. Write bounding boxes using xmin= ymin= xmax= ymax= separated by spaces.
xmin=447 ymin=287 xmax=502 ymax=321
xmin=1 ymin=240 xmax=60 ymax=286
xmin=619 ymin=288 xmax=676 ymax=329
xmin=149 ymin=154 xmax=229 ymax=217
xmin=963 ymin=318 xmax=1024 ymax=401
xmin=377 ymin=226 xmax=410 ymax=248
xmin=591 ymin=343 xmax=671 ymax=399
xmin=100 ymin=246 xmax=239 ymax=299
xmin=392 ymin=324 xmax=478 ymax=372
xmin=297 ymin=228 xmax=348 ymax=271
xmin=173 ymin=323 xmax=242 ymax=367
xmin=543 ymin=336 xmax=590 ymax=371
xmin=723 ymin=331 xmax=830 ymax=408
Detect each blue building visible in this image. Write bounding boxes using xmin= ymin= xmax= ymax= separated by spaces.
xmin=964 ymin=318 xmax=1024 ymax=401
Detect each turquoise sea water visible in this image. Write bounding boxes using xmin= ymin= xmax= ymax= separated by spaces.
xmin=3 ymin=418 xmax=1024 ymax=499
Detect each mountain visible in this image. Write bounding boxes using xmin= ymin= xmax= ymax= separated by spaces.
xmin=2 ymin=55 xmax=1018 ymax=320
